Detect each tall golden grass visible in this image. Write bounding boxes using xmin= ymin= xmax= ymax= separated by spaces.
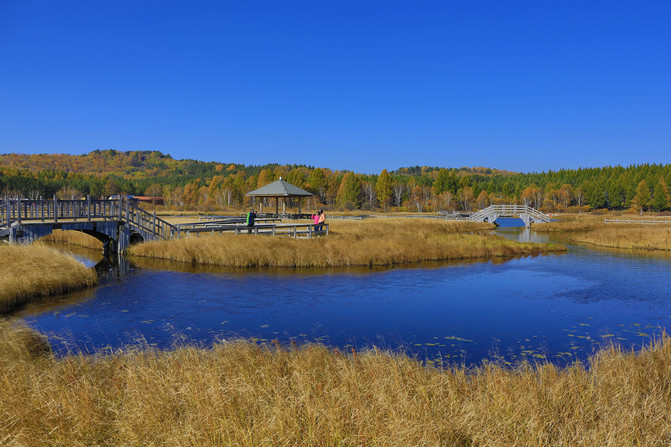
xmin=0 ymin=244 xmax=97 ymax=313
xmin=128 ymin=219 xmax=566 ymax=267
xmin=1 ymin=320 xmax=670 ymax=446
xmin=533 ymin=221 xmax=605 ymax=233
xmin=571 ymin=225 xmax=671 ymax=251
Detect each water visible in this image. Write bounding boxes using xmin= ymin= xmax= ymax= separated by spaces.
xmin=19 ymin=220 xmax=671 ymax=366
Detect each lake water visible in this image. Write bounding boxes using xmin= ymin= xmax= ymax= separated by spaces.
xmin=19 ymin=219 xmax=671 ymax=366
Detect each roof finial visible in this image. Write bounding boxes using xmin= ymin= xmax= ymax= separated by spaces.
xmin=279 ymin=176 xmax=282 ymax=180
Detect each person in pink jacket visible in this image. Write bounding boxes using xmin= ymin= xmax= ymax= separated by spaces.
xmin=311 ymin=210 xmax=321 ymax=234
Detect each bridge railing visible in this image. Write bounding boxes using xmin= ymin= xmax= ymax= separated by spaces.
xmin=1 ymin=197 xmax=128 ymax=226
xmin=1 ymin=197 xmax=178 ymax=240
xmin=469 ymin=204 xmax=551 ymax=224
xmin=124 ymin=201 xmax=177 ymax=239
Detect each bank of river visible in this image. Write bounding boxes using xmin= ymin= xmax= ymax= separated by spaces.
xmin=18 ymin=220 xmax=671 ymax=366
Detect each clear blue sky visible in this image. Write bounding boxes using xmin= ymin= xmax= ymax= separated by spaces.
xmin=1 ymin=1 xmax=669 ymax=174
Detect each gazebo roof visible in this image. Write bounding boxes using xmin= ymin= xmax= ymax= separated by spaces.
xmin=246 ymin=178 xmax=313 ymax=197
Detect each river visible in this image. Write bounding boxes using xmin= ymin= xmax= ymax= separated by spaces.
xmin=18 ymin=219 xmax=671 ymax=367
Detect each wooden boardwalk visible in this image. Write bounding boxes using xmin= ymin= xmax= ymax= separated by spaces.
xmin=1 ymin=197 xmax=327 ymax=253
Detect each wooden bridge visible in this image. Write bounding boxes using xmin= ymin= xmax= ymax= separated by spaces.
xmin=469 ymin=205 xmax=551 ymax=227
xmin=0 ymin=197 xmax=326 ymax=254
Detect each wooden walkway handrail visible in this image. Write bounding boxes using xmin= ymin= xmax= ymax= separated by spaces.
xmin=178 ymin=222 xmax=329 ymax=238
xmin=604 ymin=218 xmax=671 ymax=225
xmin=1 ymin=197 xmax=327 ymax=241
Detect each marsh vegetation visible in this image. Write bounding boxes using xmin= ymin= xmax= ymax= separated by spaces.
xmin=127 ymin=219 xmax=567 ymax=267
xmin=1 ymin=320 xmax=670 ymax=446
xmin=0 ymin=245 xmax=97 ymax=314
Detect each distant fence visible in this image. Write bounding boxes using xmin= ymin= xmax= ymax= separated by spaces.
xmin=604 ymin=218 xmax=671 ymax=225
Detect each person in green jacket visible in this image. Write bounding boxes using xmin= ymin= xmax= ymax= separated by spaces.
xmin=246 ymin=209 xmax=256 ymax=226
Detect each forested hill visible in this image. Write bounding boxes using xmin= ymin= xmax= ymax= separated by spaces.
xmin=1 ymin=150 xmax=670 ymax=213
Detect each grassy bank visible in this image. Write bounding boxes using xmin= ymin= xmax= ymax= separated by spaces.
xmin=571 ymin=225 xmax=671 ymax=251
xmin=533 ymin=220 xmax=604 ymax=233
xmin=1 ymin=321 xmax=670 ymax=446
xmin=0 ymin=244 xmax=97 ymax=313
xmin=127 ymin=219 xmax=566 ymax=267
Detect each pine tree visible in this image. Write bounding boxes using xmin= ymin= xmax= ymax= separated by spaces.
xmin=632 ymin=180 xmax=651 ymax=213
xmin=652 ymin=177 xmax=669 ymax=211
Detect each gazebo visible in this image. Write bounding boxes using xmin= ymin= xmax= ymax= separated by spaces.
xmin=246 ymin=178 xmax=313 ymax=217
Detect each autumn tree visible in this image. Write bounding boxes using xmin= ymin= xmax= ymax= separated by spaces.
xmin=362 ymin=180 xmax=377 ymax=209
xmin=411 ymin=185 xmax=424 ymax=212
xmin=652 ymin=177 xmax=669 ymax=211
xmin=632 ymin=180 xmax=651 ymax=214
xmin=392 ymin=182 xmax=405 ymax=207
xmin=458 ymin=186 xmax=474 ymax=210
xmin=336 ymin=172 xmax=361 ymax=209
xmin=375 ymin=169 xmax=392 ymax=211
xmin=476 ymin=190 xmax=490 ymax=209
xmin=307 ymin=168 xmax=327 ymax=202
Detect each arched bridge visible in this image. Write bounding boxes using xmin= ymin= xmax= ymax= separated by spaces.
xmin=469 ymin=205 xmax=550 ymax=227
xmin=0 ymin=197 xmax=177 ymax=255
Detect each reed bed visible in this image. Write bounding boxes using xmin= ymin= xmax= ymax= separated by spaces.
xmin=41 ymin=229 xmax=103 ymax=249
xmin=571 ymin=225 xmax=671 ymax=251
xmin=0 ymin=244 xmax=97 ymax=313
xmin=1 ymin=320 xmax=670 ymax=446
xmin=533 ymin=220 xmax=605 ymax=233
xmin=127 ymin=219 xmax=566 ymax=267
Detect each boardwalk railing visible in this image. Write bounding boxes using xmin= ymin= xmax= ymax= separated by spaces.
xmin=1 ymin=197 xmax=177 ymax=240
xmin=1 ymin=197 xmax=326 ymax=241
xmin=604 ymin=218 xmax=671 ymax=225
xmin=177 ymin=222 xmax=329 ymax=238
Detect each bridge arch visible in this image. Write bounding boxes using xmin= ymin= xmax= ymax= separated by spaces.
xmin=469 ymin=205 xmax=550 ymax=228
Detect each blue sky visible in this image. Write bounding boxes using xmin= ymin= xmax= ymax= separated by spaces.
xmin=1 ymin=1 xmax=669 ymax=174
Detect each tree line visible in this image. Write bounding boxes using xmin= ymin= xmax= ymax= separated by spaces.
xmin=1 ymin=150 xmax=670 ymax=213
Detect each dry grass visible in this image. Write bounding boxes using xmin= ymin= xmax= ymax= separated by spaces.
xmin=127 ymin=219 xmax=566 ymax=267
xmin=1 ymin=320 xmax=670 ymax=446
xmin=533 ymin=220 xmax=605 ymax=233
xmin=41 ymin=229 xmax=103 ymax=249
xmin=571 ymin=225 xmax=671 ymax=251
xmin=0 ymin=244 xmax=97 ymax=313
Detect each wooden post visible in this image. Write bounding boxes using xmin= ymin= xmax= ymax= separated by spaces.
xmin=17 ymin=199 xmax=21 ymax=224
xmin=308 ymin=224 xmax=312 ymax=238
xmin=53 ymin=196 xmax=58 ymax=223
xmin=275 ymin=197 xmax=279 ymax=215
xmin=87 ymin=195 xmax=91 ymax=221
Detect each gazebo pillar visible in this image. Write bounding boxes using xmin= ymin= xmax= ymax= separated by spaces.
xmin=275 ymin=197 xmax=279 ymax=215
